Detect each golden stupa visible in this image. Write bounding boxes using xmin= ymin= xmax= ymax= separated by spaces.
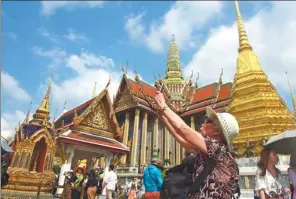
xmin=227 ymin=1 xmax=296 ymax=157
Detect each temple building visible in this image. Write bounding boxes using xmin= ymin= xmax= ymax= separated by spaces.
xmin=53 ymin=79 xmax=129 ymax=195
xmin=2 ymin=77 xmax=57 ymax=197
xmin=113 ymin=38 xmax=231 ymax=168
xmin=113 ymin=1 xmax=296 ymax=170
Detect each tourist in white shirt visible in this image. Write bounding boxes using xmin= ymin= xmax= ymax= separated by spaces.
xmin=255 ymin=148 xmax=291 ymax=199
xmin=103 ymin=165 xmax=118 ymax=199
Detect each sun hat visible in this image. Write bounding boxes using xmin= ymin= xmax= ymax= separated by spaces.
xmin=151 ymin=159 xmax=164 ymax=169
xmin=1 ymin=136 xmax=14 ymax=153
xmin=206 ymin=106 xmax=239 ymax=148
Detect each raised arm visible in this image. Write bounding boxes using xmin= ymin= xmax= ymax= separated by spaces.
xmin=153 ymin=91 xmax=207 ymax=154
xmin=158 ymin=112 xmax=197 ymax=154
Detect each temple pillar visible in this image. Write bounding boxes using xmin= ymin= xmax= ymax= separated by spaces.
xmin=131 ymin=109 xmax=140 ymax=166
xmin=171 ymin=137 xmax=176 ymax=165
xmin=164 ymin=128 xmax=170 ymax=161
xmin=140 ymin=112 xmax=148 ymax=166
xmin=191 ymin=116 xmax=195 ymax=130
xmin=121 ymin=112 xmax=130 ymax=164
xmin=56 ymin=146 xmax=75 ymax=195
xmin=176 ymin=141 xmax=181 ymax=165
xmin=153 ymin=117 xmax=159 ymax=158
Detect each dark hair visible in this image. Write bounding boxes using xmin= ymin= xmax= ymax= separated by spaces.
xmin=258 ymin=148 xmax=279 ymax=176
xmin=131 ymin=183 xmax=136 ymax=190
xmin=109 ymin=165 xmax=114 ymax=171
xmin=258 ymin=148 xmax=271 ymax=176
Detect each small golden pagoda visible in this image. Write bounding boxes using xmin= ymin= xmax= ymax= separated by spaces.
xmin=3 ymin=76 xmax=57 ymax=193
xmin=227 ymin=1 xmax=296 ymax=157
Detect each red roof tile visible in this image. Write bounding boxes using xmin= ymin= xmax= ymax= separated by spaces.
xmin=192 ymin=83 xmax=217 ymax=103
xmin=58 ymin=131 xmax=129 ymax=153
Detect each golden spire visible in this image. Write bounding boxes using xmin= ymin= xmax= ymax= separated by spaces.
xmin=32 ymin=74 xmax=53 ymax=121
xmin=234 ymin=1 xmax=253 ymax=52
xmin=92 ymin=82 xmax=97 ymax=98
xmin=23 ymin=100 xmax=32 ymax=123
xmin=63 ymin=101 xmax=67 ymax=113
xmin=286 ymin=71 xmax=296 ymax=115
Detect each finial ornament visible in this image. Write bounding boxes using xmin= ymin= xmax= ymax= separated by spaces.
xmin=92 ymin=82 xmax=97 ymax=98
xmin=104 ymin=75 xmax=111 ymax=91
xmin=285 ymin=71 xmax=296 ymax=115
xmin=171 ymin=34 xmax=175 ymax=42
xmin=23 ymin=100 xmax=33 ymax=123
xmin=63 ymin=101 xmax=67 ymax=112
xmin=219 ymin=68 xmax=223 ymax=84
xmin=234 ymin=0 xmax=252 ymax=52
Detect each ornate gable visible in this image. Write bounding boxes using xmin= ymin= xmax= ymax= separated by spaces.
xmin=113 ymin=75 xmax=137 ymax=113
xmin=73 ymin=90 xmax=120 ymax=138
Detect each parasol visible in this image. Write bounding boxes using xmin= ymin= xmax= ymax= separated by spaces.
xmin=264 ymin=129 xmax=296 ymax=154
xmin=1 ymin=136 xmax=14 ymax=153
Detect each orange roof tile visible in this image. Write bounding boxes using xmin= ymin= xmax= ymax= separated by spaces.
xmin=58 ymin=131 xmax=129 ymax=153
xmin=192 ymin=83 xmax=217 ymax=103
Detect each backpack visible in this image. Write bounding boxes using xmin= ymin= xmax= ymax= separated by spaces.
xmin=160 ymin=153 xmax=241 ymax=199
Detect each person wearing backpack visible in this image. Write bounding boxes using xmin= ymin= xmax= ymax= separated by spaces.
xmin=143 ymin=159 xmax=164 ymax=199
xmin=153 ymin=91 xmax=240 ymax=199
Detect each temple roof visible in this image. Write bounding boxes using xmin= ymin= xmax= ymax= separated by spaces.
xmin=55 ymin=98 xmax=94 ymax=129
xmin=55 ymin=88 xmax=122 ymax=140
xmin=58 ymin=130 xmax=129 ymax=153
xmin=113 ymin=74 xmax=232 ymax=115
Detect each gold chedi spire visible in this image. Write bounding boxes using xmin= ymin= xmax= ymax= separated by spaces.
xmin=32 ymin=74 xmax=53 ymax=122
xmin=286 ymin=71 xmax=296 ymax=116
xmin=234 ymin=0 xmax=262 ymax=74
xmin=227 ymin=1 xmax=296 ymax=157
xmin=92 ymin=82 xmax=97 ymax=98
xmin=234 ymin=0 xmax=252 ymax=52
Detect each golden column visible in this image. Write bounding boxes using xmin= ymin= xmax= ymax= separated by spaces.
xmin=164 ymin=128 xmax=170 ymax=161
xmin=131 ymin=109 xmax=140 ymax=166
xmin=176 ymin=141 xmax=181 ymax=165
xmin=153 ymin=117 xmax=159 ymax=157
xmin=121 ymin=112 xmax=130 ymax=164
xmin=191 ymin=116 xmax=195 ymax=130
xmin=140 ymin=112 xmax=148 ymax=165
xmin=171 ymin=137 xmax=176 ymax=165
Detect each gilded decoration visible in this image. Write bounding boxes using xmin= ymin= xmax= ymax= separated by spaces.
xmin=81 ymin=102 xmax=110 ymax=130
xmin=3 ymin=74 xmax=57 ymax=194
xmin=114 ymin=85 xmax=137 ymax=113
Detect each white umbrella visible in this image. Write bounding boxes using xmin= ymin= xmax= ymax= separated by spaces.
xmin=1 ymin=136 xmax=14 ymax=152
xmin=264 ymin=129 xmax=296 ymax=154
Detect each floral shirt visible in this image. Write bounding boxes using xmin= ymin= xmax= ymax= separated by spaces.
xmin=190 ymin=137 xmax=239 ymax=199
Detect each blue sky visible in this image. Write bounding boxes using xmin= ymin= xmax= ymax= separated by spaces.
xmin=2 ymin=1 xmax=296 ymax=138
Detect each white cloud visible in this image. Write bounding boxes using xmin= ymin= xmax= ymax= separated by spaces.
xmin=64 ymin=29 xmax=88 ymax=42
xmin=32 ymin=46 xmax=67 ymax=69
xmin=184 ymin=2 xmax=296 ymax=109
xmin=125 ymin=1 xmax=223 ymax=53
xmin=37 ymin=27 xmax=59 ymax=43
xmin=41 ymin=1 xmax=104 ymax=16
xmin=1 ymin=110 xmax=27 ymax=141
xmin=34 ymin=47 xmax=128 ymax=111
xmin=1 ymin=71 xmax=31 ymax=102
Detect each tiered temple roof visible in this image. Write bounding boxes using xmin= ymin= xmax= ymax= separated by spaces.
xmin=55 ymin=87 xmax=129 ymax=153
